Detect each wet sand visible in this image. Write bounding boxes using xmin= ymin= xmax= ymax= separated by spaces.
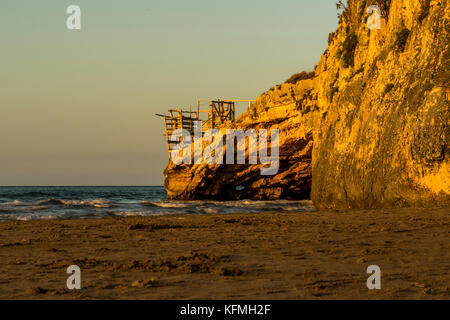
xmin=0 ymin=207 xmax=449 ymax=299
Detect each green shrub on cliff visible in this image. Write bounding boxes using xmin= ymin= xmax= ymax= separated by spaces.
xmin=335 ymin=0 xmax=347 ymax=19
xmin=340 ymin=33 xmax=358 ymax=68
xmin=329 ymin=76 xmax=339 ymax=102
xmin=394 ymin=28 xmax=410 ymax=52
xmin=328 ymin=32 xmax=336 ymax=45
xmin=419 ymin=0 xmax=431 ymax=23
xmin=376 ymin=0 xmax=392 ymax=16
xmin=383 ymin=83 xmax=394 ymax=96
xmin=285 ymin=71 xmax=315 ymax=84
xmin=330 ymin=86 xmax=339 ymax=101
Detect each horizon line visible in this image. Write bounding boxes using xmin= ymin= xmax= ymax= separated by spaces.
xmin=0 ymin=185 xmax=165 ymax=187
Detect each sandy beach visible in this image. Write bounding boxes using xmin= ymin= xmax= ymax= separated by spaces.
xmin=0 ymin=207 xmax=448 ymax=299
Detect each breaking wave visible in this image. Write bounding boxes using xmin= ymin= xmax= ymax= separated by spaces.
xmin=1 ymin=198 xmax=114 ymax=208
xmin=0 ymin=186 xmax=316 ymax=221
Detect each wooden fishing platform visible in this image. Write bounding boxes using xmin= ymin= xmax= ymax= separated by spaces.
xmin=156 ymin=99 xmax=254 ymax=154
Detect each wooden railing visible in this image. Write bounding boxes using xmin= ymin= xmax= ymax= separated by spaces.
xmin=156 ymin=99 xmax=255 ymax=154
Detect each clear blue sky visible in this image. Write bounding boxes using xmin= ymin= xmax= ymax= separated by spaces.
xmin=0 ymin=0 xmax=339 ymax=186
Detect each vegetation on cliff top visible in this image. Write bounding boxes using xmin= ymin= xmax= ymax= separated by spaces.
xmin=284 ymin=71 xmax=315 ymax=84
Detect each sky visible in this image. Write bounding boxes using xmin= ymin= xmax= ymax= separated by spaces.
xmin=0 ymin=0 xmax=339 ymax=186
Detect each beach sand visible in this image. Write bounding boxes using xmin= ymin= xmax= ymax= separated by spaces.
xmin=0 ymin=207 xmax=448 ymax=299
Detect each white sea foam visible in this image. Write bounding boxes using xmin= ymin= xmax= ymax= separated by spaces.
xmin=0 ymin=187 xmax=316 ymax=221
xmin=2 ymin=200 xmax=33 ymax=206
xmin=0 ymin=213 xmax=68 ymax=221
xmin=146 ymin=202 xmax=192 ymax=208
xmin=59 ymin=199 xmax=113 ymax=208
xmin=110 ymin=211 xmax=179 ymax=217
xmin=1 ymin=198 xmax=114 ymax=208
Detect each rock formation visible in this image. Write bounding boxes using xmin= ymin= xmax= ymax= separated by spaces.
xmin=164 ymin=81 xmax=315 ymax=200
xmin=164 ymin=0 xmax=449 ymax=209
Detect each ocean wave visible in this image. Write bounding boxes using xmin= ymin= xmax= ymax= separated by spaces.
xmin=110 ymin=211 xmax=150 ymax=217
xmin=2 ymin=200 xmax=33 ymax=206
xmin=110 ymin=210 xmax=187 ymax=217
xmin=0 ymin=198 xmax=114 ymax=208
xmin=147 ymin=199 xmax=315 ymax=210
xmin=0 ymin=213 xmax=70 ymax=221
xmin=57 ymin=199 xmax=114 ymax=208
xmin=139 ymin=201 xmax=159 ymax=207
xmin=144 ymin=201 xmax=193 ymax=208
xmin=0 ymin=186 xmax=316 ymax=221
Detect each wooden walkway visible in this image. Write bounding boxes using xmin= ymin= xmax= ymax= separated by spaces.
xmin=156 ymin=99 xmax=254 ymax=154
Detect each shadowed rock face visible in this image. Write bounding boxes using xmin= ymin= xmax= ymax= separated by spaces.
xmin=164 ymin=139 xmax=313 ymax=200
xmin=164 ymin=0 xmax=449 ymax=208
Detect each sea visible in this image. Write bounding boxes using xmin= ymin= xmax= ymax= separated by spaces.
xmin=0 ymin=186 xmax=316 ymax=221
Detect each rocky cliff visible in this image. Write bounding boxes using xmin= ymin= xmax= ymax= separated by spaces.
xmin=164 ymin=0 xmax=449 ymax=209
xmin=164 ymin=82 xmax=315 ymax=200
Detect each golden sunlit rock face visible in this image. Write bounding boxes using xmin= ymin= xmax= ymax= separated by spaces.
xmin=311 ymin=0 xmax=449 ymax=209
xmin=165 ymin=0 xmax=449 ymax=208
